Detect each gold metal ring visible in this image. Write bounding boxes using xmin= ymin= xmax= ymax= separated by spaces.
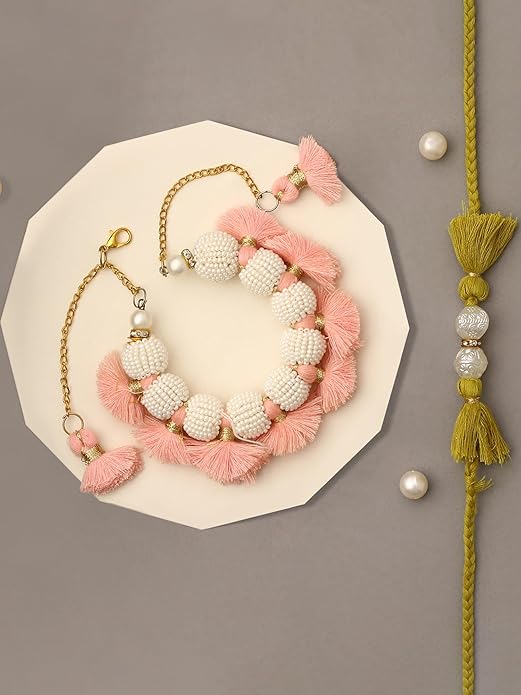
xmin=62 ymin=412 xmax=85 ymax=435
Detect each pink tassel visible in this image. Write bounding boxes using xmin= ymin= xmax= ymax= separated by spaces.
xmin=259 ymin=396 xmax=323 ymax=456
xmin=264 ymin=232 xmax=340 ymax=292
xmin=189 ymin=418 xmax=270 ymax=484
xmin=272 ymin=135 xmax=342 ymax=205
xmin=317 ymin=350 xmax=357 ymax=413
xmin=68 ymin=428 xmax=143 ymax=495
xmin=133 ymin=408 xmax=192 ymax=465
xmin=97 ymin=352 xmax=147 ymax=424
xmin=218 ymin=206 xmax=286 ymax=244
xmin=299 ymin=287 xmax=361 ymax=357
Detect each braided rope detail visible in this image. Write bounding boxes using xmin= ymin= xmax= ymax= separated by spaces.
xmin=462 ymin=460 xmax=493 ymax=695
xmin=463 ymin=0 xmax=480 ymax=214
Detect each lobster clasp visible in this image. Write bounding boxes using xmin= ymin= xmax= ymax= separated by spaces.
xmin=99 ymin=228 xmax=132 ymax=266
xmin=105 ymin=227 xmax=132 ymax=249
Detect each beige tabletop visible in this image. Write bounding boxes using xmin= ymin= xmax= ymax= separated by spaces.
xmin=0 ymin=2 xmax=520 ymax=694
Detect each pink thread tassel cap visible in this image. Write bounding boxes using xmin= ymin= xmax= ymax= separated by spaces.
xmin=264 ymin=232 xmax=340 ymax=293
xmin=259 ymin=396 xmax=323 ymax=456
xmin=218 ymin=206 xmax=287 ymax=244
xmin=68 ymin=428 xmax=143 ymax=495
xmin=97 ymin=351 xmax=148 ymax=424
xmin=133 ymin=409 xmax=192 ymax=465
xmin=188 ymin=418 xmax=270 ymax=484
xmin=316 ymin=350 xmax=357 ymax=413
xmin=272 ymin=136 xmax=342 ymax=205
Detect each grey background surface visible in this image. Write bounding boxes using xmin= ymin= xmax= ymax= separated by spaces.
xmin=1 ymin=1 xmax=520 ymax=694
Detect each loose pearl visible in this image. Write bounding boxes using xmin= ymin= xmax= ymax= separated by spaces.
xmin=400 ymin=470 xmax=429 ymax=500
xmin=419 ymin=131 xmax=448 ymax=160
xmin=168 ymin=255 xmax=186 ymax=275
xmin=130 ymin=309 xmax=152 ymax=330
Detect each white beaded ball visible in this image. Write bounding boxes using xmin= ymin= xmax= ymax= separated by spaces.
xmin=456 ymin=306 xmax=489 ymax=339
xmin=226 ymin=392 xmax=271 ymax=440
xmin=183 ymin=393 xmax=224 ymax=441
xmin=281 ymin=328 xmax=326 ymax=366
xmin=193 ymin=231 xmax=239 ymax=282
xmin=271 ymin=281 xmax=317 ymax=325
xmin=454 ymin=347 xmax=488 ymax=378
xmin=141 ymin=373 xmax=189 ymax=421
xmin=264 ymin=366 xmax=310 ymax=412
xmin=239 ymin=248 xmax=286 ymax=295
xmin=121 ymin=336 xmax=168 ymax=380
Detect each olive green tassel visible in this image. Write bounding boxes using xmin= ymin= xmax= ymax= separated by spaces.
xmin=451 ymin=379 xmax=509 ymax=465
xmin=449 ymin=211 xmax=517 ymax=303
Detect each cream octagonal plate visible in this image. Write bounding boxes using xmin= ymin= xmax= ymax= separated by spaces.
xmin=1 ymin=121 xmax=408 ymax=528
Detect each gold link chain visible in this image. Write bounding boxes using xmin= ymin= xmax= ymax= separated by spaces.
xmin=60 ymin=259 xmax=139 ymax=420
xmin=158 ymin=164 xmax=261 ymax=274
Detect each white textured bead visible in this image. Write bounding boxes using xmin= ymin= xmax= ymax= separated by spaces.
xmin=183 ymin=393 xmax=224 ymax=441
xmin=130 ymin=309 xmax=152 ymax=330
xmin=168 ymin=255 xmax=186 ymax=275
xmin=141 ymin=373 xmax=189 ymax=421
xmin=454 ymin=347 xmax=488 ymax=378
xmin=239 ymin=248 xmax=286 ymax=295
xmin=264 ymin=366 xmax=310 ymax=412
xmin=281 ymin=328 xmax=326 ymax=366
xmin=226 ymin=392 xmax=271 ymax=440
xmin=271 ymin=281 xmax=317 ymax=325
xmin=456 ymin=306 xmax=489 ymax=339
xmin=193 ymin=231 xmax=239 ymax=282
xmin=121 ymin=336 xmax=168 ymax=380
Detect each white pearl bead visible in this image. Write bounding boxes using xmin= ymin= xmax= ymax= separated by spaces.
xmin=454 ymin=347 xmax=488 ymax=378
xmin=456 ymin=306 xmax=489 ymax=339
xmin=168 ymin=255 xmax=186 ymax=275
xmin=400 ymin=470 xmax=429 ymax=500
xmin=419 ymin=131 xmax=448 ymax=160
xmin=130 ymin=309 xmax=152 ymax=330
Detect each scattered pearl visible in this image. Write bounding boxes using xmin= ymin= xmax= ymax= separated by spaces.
xmin=168 ymin=255 xmax=186 ymax=275
xmin=130 ymin=309 xmax=152 ymax=330
xmin=400 ymin=470 xmax=429 ymax=500
xmin=419 ymin=131 xmax=448 ymax=160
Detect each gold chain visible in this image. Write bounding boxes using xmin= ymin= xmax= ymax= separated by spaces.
xmin=158 ymin=164 xmax=261 ymax=274
xmin=60 ymin=251 xmax=139 ymax=423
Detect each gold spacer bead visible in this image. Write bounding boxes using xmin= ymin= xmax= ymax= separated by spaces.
xmin=128 ymin=380 xmax=144 ymax=396
xmin=219 ymin=426 xmax=235 ymax=441
xmin=81 ymin=444 xmax=104 ymax=464
xmin=287 ymin=165 xmax=308 ymax=190
xmin=240 ymin=235 xmax=257 ymax=247
xmin=274 ymin=412 xmax=287 ymax=423
xmin=315 ymin=368 xmax=325 ymax=383
xmin=287 ymin=264 xmax=303 ymax=279
xmin=314 ymin=313 xmax=326 ymax=331
xmin=165 ymin=421 xmax=182 ymax=434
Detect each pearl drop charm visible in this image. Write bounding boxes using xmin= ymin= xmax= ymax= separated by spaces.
xmin=130 ymin=309 xmax=152 ymax=330
xmin=419 ymin=131 xmax=448 ymax=160
xmin=400 ymin=470 xmax=429 ymax=500
xmin=168 ymin=255 xmax=186 ymax=275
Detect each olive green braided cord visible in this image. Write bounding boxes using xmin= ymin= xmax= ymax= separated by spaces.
xmin=463 ymin=0 xmax=480 ymax=215
xmin=453 ymin=3 xmax=517 ymax=695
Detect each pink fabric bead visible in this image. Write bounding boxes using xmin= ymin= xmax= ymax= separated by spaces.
xmin=239 ymin=246 xmax=257 ymax=267
xmin=294 ymin=314 xmax=316 ymax=330
xmin=277 ymin=271 xmax=298 ymax=291
xmin=264 ymin=398 xmax=283 ymax=420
